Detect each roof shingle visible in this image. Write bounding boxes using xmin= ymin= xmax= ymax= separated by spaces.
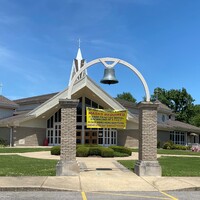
xmin=0 ymin=95 xmax=18 ymax=109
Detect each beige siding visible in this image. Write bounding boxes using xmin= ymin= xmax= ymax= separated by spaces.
xmin=0 ymin=127 xmax=10 ymax=145
xmin=126 ymin=121 xmax=138 ymax=129
xmin=117 ymin=129 xmax=139 ymax=148
xmin=157 ymin=131 xmax=170 ymax=146
xmin=13 ymin=127 xmax=46 ymax=146
xmin=20 ymin=118 xmax=46 ymax=128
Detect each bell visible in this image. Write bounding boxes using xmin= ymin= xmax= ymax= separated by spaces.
xmin=100 ymin=68 xmax=119 ymax=85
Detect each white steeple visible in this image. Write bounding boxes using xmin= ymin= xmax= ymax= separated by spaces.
xmin=68 ymin=47 xmax=87 ymax=86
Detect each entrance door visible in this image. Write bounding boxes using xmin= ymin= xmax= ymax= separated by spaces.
xmin=104 ymin=128 xmax=117 ymax=146
xmin=84 ymin=130 xmax=97 ymax=145
xmin=47 ymin=123 xmax=61 ymax=145
xmin=54 ymin=123 xmax=61 ymax=145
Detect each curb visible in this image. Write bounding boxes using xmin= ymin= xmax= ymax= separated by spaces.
xmin=0 ymin=187 xmax=80 ymax=192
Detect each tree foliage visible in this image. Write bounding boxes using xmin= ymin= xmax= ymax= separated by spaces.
xmin=152 ymin=87 xmax=195 ymax=123
xmin=116 ymin=92 xmax=137 ymax=103
xmin=189 ymin=105 xmax=200 ymax=127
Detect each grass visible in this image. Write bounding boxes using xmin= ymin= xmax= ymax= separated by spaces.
xmin=118 ymin=157 xmax=200 ymax=176
xmin=159 ymin=156 xmax=200 ymax=176
xmin=113 ymin=151 xmax=129 ymax=157
xmin=0 ymin=148 xmax=51 ymax=153
xmin=118 ymin=160 xmax=136 ymax=171
xmin=157 ymin=149 xmax=200 ymax=156
xmin=0 ymin=155 xmax=57 ymax=176
xmin=131 ymin=148 xmax=200 ymax=156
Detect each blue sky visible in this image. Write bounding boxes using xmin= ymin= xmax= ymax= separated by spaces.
xmin=0 ymin=0 xmax=200 ymax=104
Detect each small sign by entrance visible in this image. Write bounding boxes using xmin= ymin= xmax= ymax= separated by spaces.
xmin=86 ymin=107 xmax=127 ymax=129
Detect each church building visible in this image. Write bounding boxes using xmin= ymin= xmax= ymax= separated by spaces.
xmin=0 ymin=48 xmax=200 ymax=147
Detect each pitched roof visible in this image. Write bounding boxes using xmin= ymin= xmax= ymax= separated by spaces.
xmin=0 ymin=113 xmax=34 ymax=127
xmin=13 ymin=93 xmax=58 ymax=105
xmin=158 ymin=119 xmax=200 ymax=133
xmin=115 ymin=98 xmax=137 ymax=108
xmin=154 ymin=100 xmax=172 ymax=114
xmin=28 ymin=76 xmax=135 ymax=120
xmin=0 ymin=95 xmax=18 ymax=109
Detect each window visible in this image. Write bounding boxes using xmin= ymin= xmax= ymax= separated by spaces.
xmin=170 ymin=131 xmax=185 ymax=145
xmin=77 ymin=97 xmax=82 ymax=122
xmin=162 ymin=115 xmax=165 ymax=122
xmin=84 ymin=97 xmax=104 ymax=123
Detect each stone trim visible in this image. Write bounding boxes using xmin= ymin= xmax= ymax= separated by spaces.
xmin=59 ymin=99 xmax=79 ymax=108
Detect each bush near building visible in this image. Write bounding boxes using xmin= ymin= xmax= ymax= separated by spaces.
xmin=51 ymin=145 xmax=131 ymax=157
xmin=100 ymin=148 xmax=114 ymax=157
xmin=108 ymin=146 xmax=132 ymax=156
xmin=162 ymin=140 xmax=191 ymax=150
xmin=76 ymin=146 xmax=89 ymax=157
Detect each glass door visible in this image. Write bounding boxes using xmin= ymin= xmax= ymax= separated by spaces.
xmin=54 ymin=123 xmax=61 ymax=145
xmin=84 ymin=130 xmax=98 ymax=145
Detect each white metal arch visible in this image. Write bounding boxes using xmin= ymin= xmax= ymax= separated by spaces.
xmin=67 ymin=57 xmax=150 ymax=102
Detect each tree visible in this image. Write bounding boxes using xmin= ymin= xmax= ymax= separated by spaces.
xmin=189 ymin=105 xmax=200 ymax=127
xmin=152 ymin=87 xmax=195 ymax=123
xmin=116 ymin=92 xmax=137 ymax=103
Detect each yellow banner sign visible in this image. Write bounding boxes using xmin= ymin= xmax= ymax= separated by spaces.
xmin=86 ymin=107 xmax=127 ymax=129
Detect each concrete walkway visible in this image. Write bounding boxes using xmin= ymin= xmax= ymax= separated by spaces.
xmin=0 ymin=151 xmax=199 ymax=192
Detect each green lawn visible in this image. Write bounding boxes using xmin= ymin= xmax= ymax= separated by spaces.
xmin=118 ymin=157 xmax=200 ymax=176
xmin=0 ymin=155 xmax=57 ymax=176
xmin=0 ymin=148 xmax=51 ymax=153
xmin=157 ymin=149 xmax=200 ymax=156
xmin=131 ymin=148 xmax=200 ymax=156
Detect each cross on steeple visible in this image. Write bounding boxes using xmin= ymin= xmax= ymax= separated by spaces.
xmin=78 ymin=38 xmax=81 ymax=48
xmin=68 ymin=44 xmax=87 ymax=86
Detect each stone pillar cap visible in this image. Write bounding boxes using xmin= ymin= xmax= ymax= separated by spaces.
xmin=137 ymin=101 xmax=159 ymax=109
xmin=59 ymin=99 xmax=79 ymax=108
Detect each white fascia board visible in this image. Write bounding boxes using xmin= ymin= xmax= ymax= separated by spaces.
xmin=29 ymin=78 xmax=87 ymax=118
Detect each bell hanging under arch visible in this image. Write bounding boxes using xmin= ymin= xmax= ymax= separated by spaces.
xmin=100 ymin=68 xmax=119 ymax=85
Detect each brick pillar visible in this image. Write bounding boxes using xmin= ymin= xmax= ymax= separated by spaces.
xmin=56 ymin=99 xmax=79 ymax=176
xmin=134 ymin=102 xmax=162 ymax=176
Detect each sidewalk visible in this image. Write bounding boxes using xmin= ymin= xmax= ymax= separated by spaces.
xmin=0 ymin=151 xmax=199 ymax=192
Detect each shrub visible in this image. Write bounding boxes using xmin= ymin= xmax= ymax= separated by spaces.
xmin=109 ymin=146 xmax=132 ymax=156
xmin=173 ymin=144 xmax=187 ymax=150
xmin=0 ymin=138 xmax=7 ymax=147
xmin=113 ymin=151 xmax=129 ymax=157
xmin=89 ymin=147 xmax=102 ymax=156
xmin=157 ymin=141 xmax=161 ymax=149
xmin=163 ymin=141 xmax=174 ymax=149
xmin=76 ymin=146 xmax=89 ymax=157
xmin=51 ymin=146 xmax=60 ymax=155
xmin=162 ymin=141 xmax=190 ymax=150
xmin=100 ymin=148 xmax=114 ymax=157
xmin=187 ymin=145 xmax=191 ymax=150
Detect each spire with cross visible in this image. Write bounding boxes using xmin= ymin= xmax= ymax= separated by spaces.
xmin=68 ymin=39 xmax=87 ymax=86
xmin=78 ymin=38 xmax=81 ymax=48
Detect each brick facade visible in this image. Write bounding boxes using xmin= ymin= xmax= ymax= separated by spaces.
xmin=117 ymin=129 xmax=139 ymax=148
xmin=134 ymin=102 xmax=162 ymax=176
xmin=56 ymin=99 xmax=80 ymax=176
xmin=13 ymin=127 xmax=46 ymax=146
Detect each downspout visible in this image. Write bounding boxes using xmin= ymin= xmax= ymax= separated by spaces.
xmin=185 ymin=132 xmax=188 ymax=146
xmin=9 ymin=126 xmax=13 ymax=147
